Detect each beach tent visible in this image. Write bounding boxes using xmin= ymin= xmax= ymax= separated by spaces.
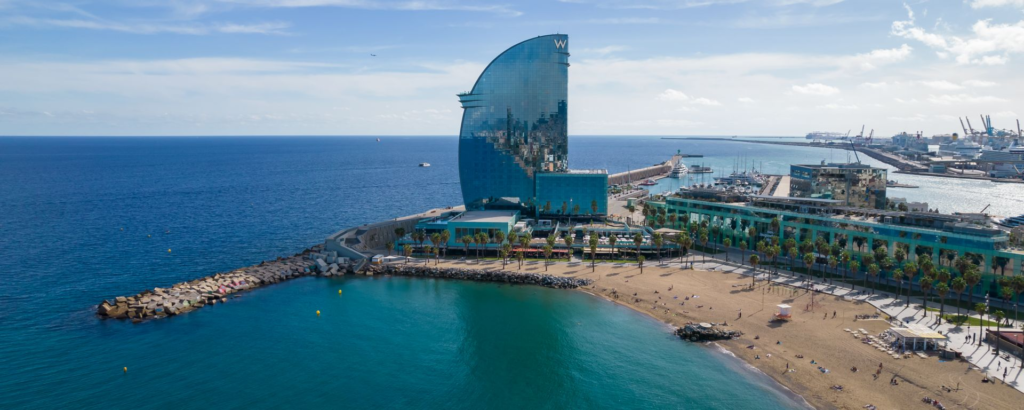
xmin=773 ymin=304 xmax=792 ymax=321
xmin=887 ymin=325 xmax=947 ymax=351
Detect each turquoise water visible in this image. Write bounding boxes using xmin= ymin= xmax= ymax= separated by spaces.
xmin=2 ymin=276 xmax=807 ymax=409
xmin=2 ymin=135 xmax=1015 ymax=408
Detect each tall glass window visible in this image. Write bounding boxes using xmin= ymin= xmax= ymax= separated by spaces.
xmin=458 ymin=35 xmax=569 ymax=209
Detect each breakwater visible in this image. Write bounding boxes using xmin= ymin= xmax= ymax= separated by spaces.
xmin=372 ymin=264 xmax=594 ymax=289
xmin=676 ymin=323 xmax=743 ymax=342
xmin=96 ymin=245 xmax=352 ymax=321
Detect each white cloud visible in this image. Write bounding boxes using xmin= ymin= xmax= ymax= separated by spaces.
xmin=927 ymin=94 xmax=1008 ymax=104
xmin=860 ymin=82 xmax=888 ymax=89
xmin=792 ymin=83 xmax=840 ymax=95
xmin=818 ymin=103 xmax=859 ymax=110
xmin=962 ymin=79 xmax=997 ymax=87
xmin=969 ymin=0 xmax=1024 ymax=8
xmin=657 ymin=89 xmax=721 ymax=106
xmin=0 ymin=16 xmax=290 ymax=35
xmin=892 ymin=4 xmax=1024 ymax=65
xmin=578 ymin=45 xmax=627 ymax=56
xmin=919 ymin=80 xmax=963 ymax=90
xmin=205 ymin=0 xmax=523 ymax=16
xmin=737 ymin=97 xmax=756 ymax=103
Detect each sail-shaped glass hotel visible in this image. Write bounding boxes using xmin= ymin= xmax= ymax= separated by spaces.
xmin=458 ymin=34 xmax=606 ymax=215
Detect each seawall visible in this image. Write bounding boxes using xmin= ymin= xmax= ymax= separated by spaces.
xmin=371 ymin=264 xmax=594 ymax=289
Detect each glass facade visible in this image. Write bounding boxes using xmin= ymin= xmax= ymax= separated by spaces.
xmin=458 ymin=35 xmax=569 ymax=209
xmin=790 ymin=164 xmax=887 ymax=209
xmin=535 ymin=171 xmax=608 ymax=216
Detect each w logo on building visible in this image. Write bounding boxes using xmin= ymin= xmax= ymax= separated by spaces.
xmin=553 ymin=38 xmax=567 ymax=49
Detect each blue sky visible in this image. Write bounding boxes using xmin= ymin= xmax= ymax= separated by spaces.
xmin=1 ymin=0 xmax=1022 ymax=136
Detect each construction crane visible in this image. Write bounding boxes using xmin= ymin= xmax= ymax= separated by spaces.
xmin=959 ymin=117 xmax=969 ymax=136
xmin=1018 ymin=119 xmax=1022 ymax=138
xmin=966 ymin=117 xmax=976 ymax=135
xmin=867 ymin=129 xmax=874 ymax=144
xmin=980 ymin=204 xmax=991 ymax=214
xmin=849 ymin=139 xmax=861 ymax=164
xmin=857 ymin=125 xmax=865 ymax=138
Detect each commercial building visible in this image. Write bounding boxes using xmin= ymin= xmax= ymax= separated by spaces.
xmin=790 ymin=162 xmax=887 ymax=209
xmin=644 ymin=195 xmax=1023 ymax=301
xmin=457 ymin=34 xmax=607 ymax=216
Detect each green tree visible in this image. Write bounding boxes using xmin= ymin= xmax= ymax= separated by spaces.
xmin=440 ymin=229 xmax=450 ymax=258
xmin=964 ymin=265 xmax=982 ymax=308
xmin=951 ymin=277 xmax=967 ymax=319
xmin=749 ymin=254 xmax=760 ymax=285
xmin=561 ymin=201 xmax=568 ymax=215
xmin=385 ymin=241 xmax=394 ymax=256
xmin=994 ymin=310 xmax=1006 ymax=353
xmin=867 ymin=263 xmax=880 ymax=294
xmin=739 ymin=240 xmax=748 ymax=266
xmin=542 ymin=245 xmax=553 ymax=271
xmin=394 ymin=227 xmax=406 ymax=240
xmin=493 ymin=231 xmax=505 ymax=259
xmin=460 ymin=235 xmax=473 ymax=257
xmin=637 ymin=255 xmax=646 ymax=274
xmin=430 ymin=233 xmax=442 ymax=264
xmin=699 ymin=229 xmax=709 ymax=264
xmin=849 ymin=261 xmax=861 ymax=290
xmin=804 ymin=252 xmax=815 ymax=279
xmin=828 ymin=255 xmax=838 ymax=285
xmin=722 ymin=238 xmax=732 ymax=263
xmin=894 ymin=247 xmax=907 ymax=269
xmin=516 ymin=249 xmax=525 ymax=270
xmin=936 ymin=282 xmax=950 ymax=319
xmin=609 ymin=235 xmax=618 ymax=260
xmin=572 ymin=203 xmax=580 ymax=215
xmin=903 ymin=261 xmax=919 ymax=307
xmin=423 ymin=245 xmax=432 ymax=265
xmin=652 ymin=232 xmax=663 ymax=262
xmin=403 ymin=244 xmax=413 ymax=263
xmin=919 ymin=274 xmax=934 ymax=314
xmin=633 ymin=232 xmax=644 ymax=261
xmin=589 ymin=231 xmax=599 ymax=272
xmin=563 ymin=234 xmax=573 ymax=261
xmin=544 ymin=201 xmax=552 ymax=214
xmin=591 ymin=199 xmax=599 ymax=215
xmin=840 ymin=250 xmax=852 ymax=286
xmin=974 ymin=303 xmax=988 ymax=346
xmin=892 ymin=268 xmax=904 ymax=300
xmin=785 ymin=238 xmax=798 ymax=270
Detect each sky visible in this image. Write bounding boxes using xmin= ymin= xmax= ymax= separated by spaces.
xmin=1 ymin=0 xmax=1023 ymax=137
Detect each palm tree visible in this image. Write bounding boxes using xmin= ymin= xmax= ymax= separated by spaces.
xmin=516 ymin=249 xmax=525 ymax=270
xmin=394 ymin=227 xmax=406 ymax=241
xmin=385 ymin=241 xmax=394 ymax=256
xmin=739 ymin=240 xmax=748 ymax=266
xmin=828 ymin=255 xmax=838 ymax=285
xmin=638 ymin=255 xmax=646 ymax=274
xmin=655 ymin=230 xmax=663 ymax=262
xmin=816 ymin=239 xmax=829 ymax=280
xmin=894 ymin=247 xmax=906 ymax=269
xmin=591 ymin=199 xmax=599 ymax=215
xmin=562 ymin=234 xmax=573 ymax=261
xmin=919 ymin=274 xmax=934 ymax=314
xmin=903 ymin=261 xmax=918 ymax=307
xmin=542 ymin=245 xmax=553 ymax=271
xmin=589 ymin=230 xmax=599 ymax=272
xmin=440 ymin=229 xmax=450 ymax=258
xmin=499 ymin=249 xmax=508 ymax=269
xmin=804 ymin=253 xmax=815 ymax=280
xmin=1000 ymin=286 xmax=1014 ymax=325
xmin=964 ymin=265 xmax=981 ymax=308
xmin=501 ymin=243 xmax=512 ymax=268
xmin=849 ymin=261 xmax=861 ymax=290
xmin=460 ymin=235 xmax=472 ymax=257
xmin=609 ymin=235 xmax=618 ymax=260
xmin=951 ymin=276 xmax=967 ymax=320
xmin=974 ymin=303 xmax=988 ymax=346
xmin=936 ymin=282 xmax=950 ymax=321
xmin=749 ymin=254 xmax=760 ymax=285
xmin=840 ymin=250 xmax=852 ymax=285
xmin=892 ymin=268 xmax=904 ymax=300
xmin=633 ymin=232 xmax=643 ymax=261
xmin=493 ymin=231 xmax=505 ymax=259
xmin=699 ymin=229 xmax=709 ymax=264
xmin=423 ymin=245 xmax=432 ymax=265
xmin=867 ymin=263 xmax=880 ymax=294
xmin=954 ymin=256 xmax=971 ymax=277
xmin=403 ymin=245 xmax=413 ymax=263
xmin=994 ymin=310 xmax=1006 ymax=353
xmin=430 ymin=233 xmax=442 ymax=264
xmin=770 ymin=245 xmax=782 ymax=277
xmin=1011 ymin=276 xmax=1024 ymax=325
xmin=770 ymin=217 xmax=780 ymax=237
xmin=722 ymin=238 xmax=732 ymax=262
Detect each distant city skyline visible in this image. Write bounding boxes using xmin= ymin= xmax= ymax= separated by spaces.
xmin=1 ymin=0 xmax=1022 ymax=136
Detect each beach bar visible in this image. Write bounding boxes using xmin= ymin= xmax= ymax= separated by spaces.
xmin=887 ymin=326 xmax=948 ymax=351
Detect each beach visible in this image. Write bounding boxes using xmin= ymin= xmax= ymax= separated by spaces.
xmin=416 ymin=257 xmax=1023 ymax=410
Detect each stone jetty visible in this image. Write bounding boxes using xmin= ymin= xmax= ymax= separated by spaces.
xmin=675 ymin=323 xmax=743 ymax=342
xmin=96 ymin=245 xmax=355 ymax=322
xmin=372 ymin=264 xmax=593 ymax=289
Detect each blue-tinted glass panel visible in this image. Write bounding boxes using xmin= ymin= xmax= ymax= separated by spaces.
xmin=458 ymin=35 xmax=569 ymax=209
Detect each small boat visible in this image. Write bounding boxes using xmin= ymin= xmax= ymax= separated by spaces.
xmin=418 ymin=163 xmax=431 ymax=167
xmin=639 ymin=179 xmax=657 ymax=186
xmin=690 ymin=165 xmax=713 ymax=174
xmin=669 ymin=163 xmax=688 ymax=178
xmin=376 ymin=138 xmax=381 ymax=142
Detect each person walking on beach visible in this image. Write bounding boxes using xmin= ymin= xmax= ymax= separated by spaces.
xmin=832 ymin=310 xmax=836 ymax=319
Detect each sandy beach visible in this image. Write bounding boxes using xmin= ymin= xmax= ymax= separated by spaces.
xmin=421 ymin=257 xmax=1023 ymax=410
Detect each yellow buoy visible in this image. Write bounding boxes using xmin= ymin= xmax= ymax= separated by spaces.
xmin=167 ymin=249 xmax=172 ymax=253
xmin=123 ymin=367 xmax=127 ymax=373
xmin=338 ymin=290 xmax=343 ymax=295
xmin=316 ymin=310 xmax=320 ymax=316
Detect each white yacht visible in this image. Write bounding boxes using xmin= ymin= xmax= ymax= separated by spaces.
xmin=668 ymin=163 xmax=688 ymax=178
xmin=714 ymin=170 xmax=765 ymax=186
xmin=979 ymin=140 xmax=1024 ymax=162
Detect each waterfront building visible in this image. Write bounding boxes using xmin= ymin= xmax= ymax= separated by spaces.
xmin=790 ymin=162 xmax=887 ymax=209
xmin=457 ymin=34 xmax=607 ymax=215
xmin=644 ymin=195 xmax=1024 ymax=300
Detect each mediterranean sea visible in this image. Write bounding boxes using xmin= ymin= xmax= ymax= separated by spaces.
xmin=0 ymin=136 xmax=1017 ymax=409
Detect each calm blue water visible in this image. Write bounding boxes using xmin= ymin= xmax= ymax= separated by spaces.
xmin=1 ymin=136 xmax=1015 ymax=409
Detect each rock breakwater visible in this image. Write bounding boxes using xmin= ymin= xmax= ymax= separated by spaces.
xmin=373 ymin=264 xmax=593 ymax=289
xmin=676 ymin=323 xmax=743 ymax=342
xmin=97 ymin=246 xmax=351 ymax=322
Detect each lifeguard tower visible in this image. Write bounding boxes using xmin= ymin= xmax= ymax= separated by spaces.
xmin=773 ymin=304 xmax=793 ymax=321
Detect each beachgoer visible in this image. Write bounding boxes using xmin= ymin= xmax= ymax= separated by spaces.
xmin=832 ymin=310 xmax=836 ymax=318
